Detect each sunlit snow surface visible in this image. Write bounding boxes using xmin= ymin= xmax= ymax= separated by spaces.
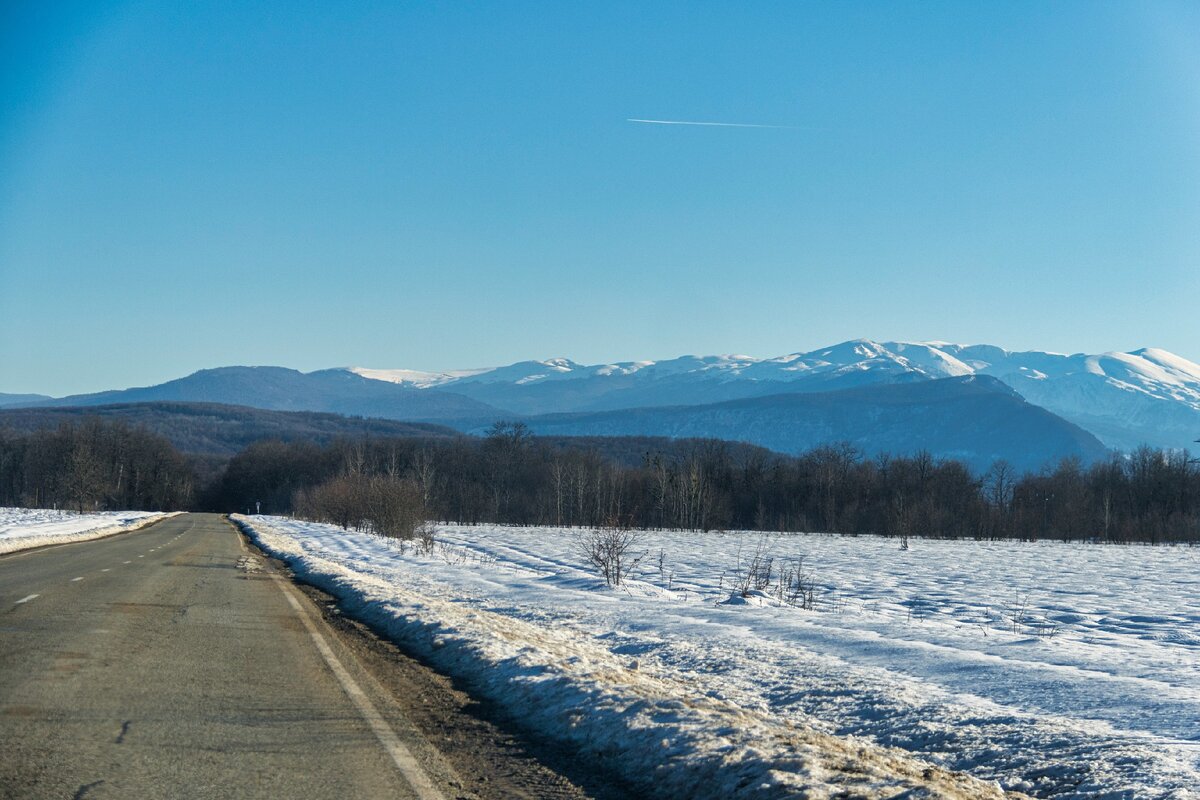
xmin=0 ymin=507 xmax=170 ymax=554
xmin=242 ymin=517 xmax=1200 ymax=799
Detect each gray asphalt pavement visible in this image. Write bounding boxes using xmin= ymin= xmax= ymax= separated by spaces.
xmin=0 ymin=513 xmax=466 ymax=799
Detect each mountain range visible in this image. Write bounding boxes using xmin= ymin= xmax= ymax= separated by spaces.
xmin=7 ymin=340 xmax=1198 ymax=469
xmin=351 ymin=340 xmax=1200 ymax=453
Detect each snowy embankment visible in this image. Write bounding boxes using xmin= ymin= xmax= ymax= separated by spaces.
xmin=0 ymin=507 xmax=178 ymax=555
xmin=236 ymin=518 xmax=1200 ymax=800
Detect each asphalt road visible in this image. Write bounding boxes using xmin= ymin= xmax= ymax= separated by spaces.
xmin=0 ymin=514 xmax=613 ymax=800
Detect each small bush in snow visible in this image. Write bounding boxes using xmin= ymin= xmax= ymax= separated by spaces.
xmin=730 ymin=537 xmax=820 ymax=610
xmin=415 ymin=522 xmax=436 ymax=556
xmin=732 ymin=537 xmax=775 ymax=595
xmin=775 ymin=557 xmax=818 ymax=610
xmin=578 ymin=526 xmax=644 ymax=587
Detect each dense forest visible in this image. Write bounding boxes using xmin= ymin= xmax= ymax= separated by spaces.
xmin=0 ymin=419 xmax=195 ymax=512
xmin=3 ymin=418 xmax=1198 ymax=543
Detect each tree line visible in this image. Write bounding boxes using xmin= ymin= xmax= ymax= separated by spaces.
xmin=208 ymin=422 xmax=1200 ymax=543
xmin=3 ymin=417 xmax=1197 ymax=542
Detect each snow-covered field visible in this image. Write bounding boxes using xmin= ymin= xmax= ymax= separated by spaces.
xmin=237 ymin=517 xmax=1200 ymax=799
xmin=0 ymin=507 xmax=175 ymax=555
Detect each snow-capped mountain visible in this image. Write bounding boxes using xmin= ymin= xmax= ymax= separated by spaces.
xmin=351 ymin=340 xmax=1200 ymax=452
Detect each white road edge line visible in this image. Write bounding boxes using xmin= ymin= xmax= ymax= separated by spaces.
xmin=15 ymin=594 xmax=39 ymax=604
xmin=269 ymin=572 xmax=445 ymax=800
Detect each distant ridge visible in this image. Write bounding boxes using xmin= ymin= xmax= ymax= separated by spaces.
xmin=0 ymin=393 xmax=51 ymax=408
xmin=25 ymin=366 xmax=499 ymax=422
xmin=0 ymin=402 xmax=459 ymax=456
xmin=486 ymin=375 xmax=1109 ymax=473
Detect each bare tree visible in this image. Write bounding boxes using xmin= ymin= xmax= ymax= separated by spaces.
xmin=65 ymin=437 xmax=104 ymax=513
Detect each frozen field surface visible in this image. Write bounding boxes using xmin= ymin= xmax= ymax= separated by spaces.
xmin=0 ymin=507 xmax=172 ymax=554
xmin=239 ymin=517 xmax=1200 ymax=799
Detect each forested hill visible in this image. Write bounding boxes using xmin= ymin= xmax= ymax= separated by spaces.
xmin=0 ymin=402 xmax=460 ymax=456
xmin=0 ymin=402 xmax=786 ymax=465
xmin=499 ymin=376 xmax=1110 ymax=473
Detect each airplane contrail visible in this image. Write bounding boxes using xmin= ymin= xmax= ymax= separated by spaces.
xmin=627 ymin=118 xmax=794 ymax=129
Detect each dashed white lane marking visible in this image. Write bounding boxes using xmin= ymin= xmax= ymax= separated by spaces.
xmin=138 ymin=555 xmax=144 ymax=558
xmin=123 ymin=561 xmax=132 ymax=564
xmin=269 ymin=573 xmax=445 ymax=800
xmin=101 ymin=568 xmax=110 ymax=572
xmin=15 ymin=594 xmax=39 ymax=605
xmin=70 ymin=577 xmax=83 ymax=582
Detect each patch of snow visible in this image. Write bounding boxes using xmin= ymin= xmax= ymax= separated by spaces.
xmin=348 ymin=367 xmax=490 ymax=388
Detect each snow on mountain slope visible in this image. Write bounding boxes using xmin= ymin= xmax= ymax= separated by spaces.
xmin=348 ymin=367 xmax=489 ymax=388
xmin=351 ymin=340 xmax=1200 ymax=451
xmin=944 ymin=345 xmax=1200 ymax=451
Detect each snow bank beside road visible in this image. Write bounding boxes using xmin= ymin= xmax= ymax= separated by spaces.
xmin=236 ymin=515 xmax=1013 ymax=799
xmin=0 ymin=508 xmax=178 ymax=555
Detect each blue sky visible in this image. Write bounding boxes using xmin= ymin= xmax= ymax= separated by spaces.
xmin=2 ymin=1 xmax=1198 ymax=396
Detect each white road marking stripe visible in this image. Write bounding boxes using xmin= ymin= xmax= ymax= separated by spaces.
xmin=70 ymin=577 xmax=83 ymax=582
xmin=271 ymin=575 xmax=445 ymax=800
xmin=15 ymin=594 xmax=38 ymax=604
xmin=123 ymin=561 xmax=132 ymax=564
xmin=101 ymin=568 xmax=110 ymax=572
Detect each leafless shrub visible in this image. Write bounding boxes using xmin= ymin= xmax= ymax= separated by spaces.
xmin=1007 ymin=592 xmax=1030 ymax=635
xmin=732 ymin=537 xmax=775 ymax=595
xmin=414 ymin=522 xmax=436 ymax=556
xmin=296 ymin=475 xmax=364 ymax=531
xmin=1030 ymin=619 xmax=1061 ymax=639
xmin=578 ymin=526 xmax=644 ymax=587
xmin=774 ymin=556 xmax=817 ymax=610
xmin=727 ymin=537 xmax=823 ymax=610
xmin=295 ymin=474 xmax=427 ymax=543
xmin=364 ymin=476 xmax=425 ymax=541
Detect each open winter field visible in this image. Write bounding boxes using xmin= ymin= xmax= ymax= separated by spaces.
xmin=239 ymin=517 xmax=1200 ymax=799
